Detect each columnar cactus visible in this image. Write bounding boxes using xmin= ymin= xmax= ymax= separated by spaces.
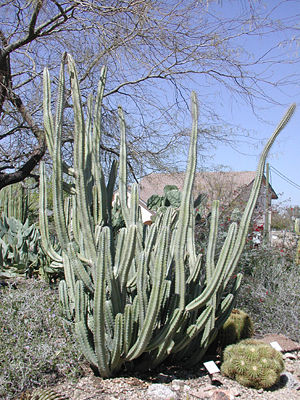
xmin=221 ymin=339 xmax=284 ymax=389
xmin=39 ymin=53 xmax=295 ymax=377
xmin=0 ymin=183 xmax=29 ymax=223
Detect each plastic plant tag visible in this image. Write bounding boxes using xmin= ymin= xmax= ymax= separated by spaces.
xmin=270 ymin=341 xmax=283 ymax=352
xmin=203 ymin=361 xmax=220 ymax=374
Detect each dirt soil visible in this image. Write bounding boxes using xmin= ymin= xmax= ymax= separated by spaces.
xmin=22 ymin=335 xmax=300 ymax=400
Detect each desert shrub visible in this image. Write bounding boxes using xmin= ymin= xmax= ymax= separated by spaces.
xmin=0 ymin=279 xmax=83 ymax=400
xmin=236 ymin=245 xmax=300 ymax=342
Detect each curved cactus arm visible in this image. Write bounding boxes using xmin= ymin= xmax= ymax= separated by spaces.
xmin=186 ymin=253 xmax=202 ymax=286
xmin=185 ymin=275 xmax=243 ymax=368
xmin=173 ymin=92 xmax=198 ymax=309
xmin=118 ymin=106 xmax=130 ymax=226
xmin=62 ymin=250 xmax=76 ymax=304
xmin=67 ymin=54 xmax=97 ymax=262
xmin=74 ymin=321 xmax=98 ymax=368
xmin=67 ymin=243 xmax=94 ymax=292
xmin=185 ymin=221 xmax=238 ymax=312
xmin=171 ymin=305 xmax=213 ymax=354
xmin=94 ymin=227 xmax=111 ymax=378
xmin=229 ymin=103 xmax=296 ymax=272
xmin=110 ymin=313 xmax=124 ymax=372
xmin=125 ymin=227 xmax=170 ymax=361
xmin=38 ymin=162 xmax=63 ymax=263
xmin=74 ymin=280 xmax=98 ymax=368
xmin=146 ymin=308 xmax=185 ymax=351
xmin=58 ymin=279 xmax=73 ymax=321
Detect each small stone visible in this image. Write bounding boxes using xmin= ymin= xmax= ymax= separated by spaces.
xmin=147 ymin=383 xmax=178 ymax=399
xmin=157 ymin=372 xmax=173 ymax=383
xmin=211 ymin=389 xmax=234 ymax=400
xmin=284 ymin=352 xmax=297 ymax=360
xmin=257 ymin=388 xmax=264 ymax=394
xmin=280 ymin=371 xmax=300 ymax=389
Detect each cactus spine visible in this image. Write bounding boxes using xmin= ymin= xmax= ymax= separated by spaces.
xmin=221 ymin=339 xmax=284 ymax=389
xmin=39 ymin=53 xmax=295 ymax=377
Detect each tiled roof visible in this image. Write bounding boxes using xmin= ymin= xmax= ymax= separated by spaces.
xmin=139 ymin=171 xmax=278 ymax=204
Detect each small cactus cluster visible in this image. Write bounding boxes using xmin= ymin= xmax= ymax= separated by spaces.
xmin=221 ymin=339 xmax=284 ymax=389
xmin=218 ymin=309 xmax=254 ymax=348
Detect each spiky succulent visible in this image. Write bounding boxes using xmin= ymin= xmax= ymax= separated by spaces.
xmin=221 ymin=339 xmax=284 ymax=389
xmin=39 ymin=53 xmax=295 ymax=377
xmin=217 ymin=308 xmax=254 ymax=348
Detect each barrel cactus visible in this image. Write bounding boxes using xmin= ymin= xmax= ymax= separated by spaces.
xmin=218 ymin=308 xmax=254 ymax=348
xmin=221 ymin=339 xmax=284 ymax=389
xmin=39 ymin=53 xmax=295 ymax=377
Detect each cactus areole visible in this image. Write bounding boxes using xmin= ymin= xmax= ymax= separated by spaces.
xmin=39 ymin=53 xmax=295 ymax=377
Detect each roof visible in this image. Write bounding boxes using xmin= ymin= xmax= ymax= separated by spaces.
xmin=139 ymin=171 xmax=278 ymax=205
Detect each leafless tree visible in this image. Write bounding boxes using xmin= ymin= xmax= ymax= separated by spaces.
xmin=0 ymin=0 xmax=299 ymax=189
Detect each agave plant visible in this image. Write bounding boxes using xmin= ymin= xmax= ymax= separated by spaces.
xmin=39 ymin=53 xmax=295 ymax=377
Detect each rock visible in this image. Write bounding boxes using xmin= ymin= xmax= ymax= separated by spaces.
xmin=284 ymin=352 xmax=298 ymax=360
xmin=211 ymin=389 xmax=234 ymax=400
xmin=280 ymin=371 xmax=300 ymax=389
xmin=147 ymin=383 xmax=178 ymax=399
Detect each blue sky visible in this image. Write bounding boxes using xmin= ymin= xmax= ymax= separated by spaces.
xmin=202 ymin=0 xmax=300 ymax=206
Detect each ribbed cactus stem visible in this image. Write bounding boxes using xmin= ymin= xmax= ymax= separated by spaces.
xmin=173 ymin=91 xmax=198 ymax=309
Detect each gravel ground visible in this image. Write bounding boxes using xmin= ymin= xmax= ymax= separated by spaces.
xmin=24 ymin=349 xmax=300 ymax=400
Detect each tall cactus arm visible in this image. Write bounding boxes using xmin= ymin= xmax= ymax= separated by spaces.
xmin=125 ymin=227 xmax=170 ymax=361
xmin=43 ymin=56 xmax=74 ymax=177
xmin=229 ymin=103 xmax=296 ymax=270
xmin=94 ymin=227 xmax=111 ymax=378
xmin=173 ymin=91 xmax=198 ymax=309
xmin=106 ymin=160 xmax=118 ymax=223
xmin=74 ymin=281 xmax=98 ymax=368
xmin=67 ymin=54 xmax=97 ymax=261
xmin=43 ymin=64 xmax=70 ymax=251
xmin=38 ymin=162 xmax=62 ymax=263
xmin=205 ymin=200 xmax=219 ymax=281
xmin=118 ymin=106 xmax=130 ymax=226
xmin=92 ymin=67 xmax=108 ymax=225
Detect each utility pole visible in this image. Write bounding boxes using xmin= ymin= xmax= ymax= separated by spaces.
xmin=264 ymin=163 xmax=271 ymax=244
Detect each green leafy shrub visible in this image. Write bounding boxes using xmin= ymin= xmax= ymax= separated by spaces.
xmin=221 ymin=339 xmax=284 ymax=389
xmin=0 ymin=279 xmax=83 ymax=400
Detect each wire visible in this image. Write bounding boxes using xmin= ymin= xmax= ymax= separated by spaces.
xmin=270 ymin=165 xmax=300 ymax=191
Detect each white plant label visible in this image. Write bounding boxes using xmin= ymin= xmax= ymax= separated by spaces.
xmin=270 ymin=341 xmax=282 ymax=352
xmin=203 ymin=361 xmax=220 ymax=374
